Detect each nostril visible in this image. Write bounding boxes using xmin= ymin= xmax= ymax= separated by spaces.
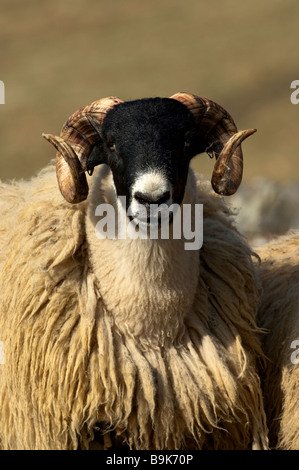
xmin=134 ymin=191 xmax=170 ymax=206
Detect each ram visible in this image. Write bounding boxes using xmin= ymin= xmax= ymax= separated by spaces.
xmin=0 ymin=93 xmax=268 ymax=450
xmin=256 ymin=231 xmax=299 ymax=449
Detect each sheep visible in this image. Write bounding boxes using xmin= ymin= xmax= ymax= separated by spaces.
xmin=0 ymin=93 xmax=268 ymax=450
xmin=255 ymin=230 xmax=299 ymax=449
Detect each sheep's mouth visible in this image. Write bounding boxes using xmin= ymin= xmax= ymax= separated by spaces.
xmin=127 ymin=200 xmax=176 ymax=227
xmin=128 ymin=211 xmax=174 ymax=227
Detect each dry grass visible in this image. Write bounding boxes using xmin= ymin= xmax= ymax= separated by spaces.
xmin=0 ymin=0 xmax=298 ymax=183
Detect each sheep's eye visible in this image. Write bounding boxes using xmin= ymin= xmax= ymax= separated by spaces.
xmin=184 ymin=139 xmax=191 ymax=148
xmin=108 ymin=143 xmax=116 ymax=152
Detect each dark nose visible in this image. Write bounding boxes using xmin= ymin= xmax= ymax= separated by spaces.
xmin=134 ymin=190 xmax=171 ymax=208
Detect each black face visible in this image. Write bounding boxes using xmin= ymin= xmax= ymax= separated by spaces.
xmin=87 ymin=98 xmax=196 ymax=212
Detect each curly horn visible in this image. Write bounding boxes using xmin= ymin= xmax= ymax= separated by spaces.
xmin=43 ymin=96 xmax=123 ymax=203
xmin=170 ymin=92 xmax=256 ymax=196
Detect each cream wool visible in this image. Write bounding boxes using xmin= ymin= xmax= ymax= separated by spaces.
xmin=0 ymin=165 xmax=267 ymax=450
xmin=85 ymin=165 xmax=200 ymax=346
xmin=256 ymin=232 xmax=299 ymax=450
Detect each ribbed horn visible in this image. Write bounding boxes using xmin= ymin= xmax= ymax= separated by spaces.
xmin=170 ymin=92 xmax=256 ymax=195
xmin=43 ymin=96 xmax=123 ymax=203
xmin=42 ymin=133 xmax=89 ymax=204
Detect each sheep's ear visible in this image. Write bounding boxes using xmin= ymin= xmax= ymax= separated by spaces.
xmin=170 ymin=92 xmax=256 ymax=196
xmin=86 ymin=143 xmax=107 ymax=176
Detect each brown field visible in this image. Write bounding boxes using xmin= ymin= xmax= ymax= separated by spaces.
xmin=0 ymin=0 xmax=298 ymax=186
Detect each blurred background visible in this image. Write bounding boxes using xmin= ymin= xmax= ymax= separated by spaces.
xmin=0 ymin=0 xmax=298 ymax=242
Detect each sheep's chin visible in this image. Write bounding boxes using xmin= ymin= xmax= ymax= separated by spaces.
xmin=125 ymin=213 xmax=175 ymax=241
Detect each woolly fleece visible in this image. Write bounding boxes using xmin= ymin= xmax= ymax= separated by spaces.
xmin=0 ymin=165 xmax=267 ymax=450
xmin=257 ymin=231 xmax=299 ymax=449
